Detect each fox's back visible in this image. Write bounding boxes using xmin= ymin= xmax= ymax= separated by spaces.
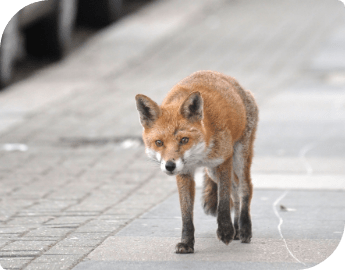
xmin=162 ymin=71 xmax=247 ymax=143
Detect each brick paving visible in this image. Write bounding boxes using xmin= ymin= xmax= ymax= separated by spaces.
xmin=0 ymin=0 xmax=345 ymax=269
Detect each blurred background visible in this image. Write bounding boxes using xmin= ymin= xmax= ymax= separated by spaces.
xmin=0 ymin=0 xmax=152 ymax=89
xmin=0 ymin=0 xmax=344 ymax=269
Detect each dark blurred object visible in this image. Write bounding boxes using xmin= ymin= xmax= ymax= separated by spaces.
xmin=77 ymin=0 xmax=123 ymax=28
xmin=0 ymin=0 xmax=124 ymax=90
xmin=24 ymin=0 xmax=77 ymax=59
xmin=0 ymin=0 xmax=78 ymax=89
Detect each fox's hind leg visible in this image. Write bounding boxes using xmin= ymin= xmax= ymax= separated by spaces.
xmin=233 ymin=90 xmax=258 ymax=243
xmin=233 ymin=126 xmax=257 ymax=243
xmin=202 ymin=169 xmax=218 ymax=216
xmin=214 ymin=157 xmax=235 ymax=245
xmin=231 ymin=172 xmax=241 ymax=240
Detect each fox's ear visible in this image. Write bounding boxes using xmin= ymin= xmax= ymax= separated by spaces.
xmin=135 ymin=94 xmax=161 ymax=128
xmin=180 ymin=91 xmax=203 ymax=122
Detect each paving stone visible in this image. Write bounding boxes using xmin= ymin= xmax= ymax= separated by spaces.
xmin=71 ymin=220 xmax=123 ymax=234
xmin=44 ymin=216 xmax=91 ymax=226
xmin=25 ymin=255 xmax=84 ymax=270
xmin=0 ymin=257 xmax=32 ymax=269
xmin=6 ymin=216 xmax=54 ymax=226
xmin=66 ymin=232 xmax=110 ymax=241
xmin=44 ymin=246 xmax=94 ymax=256
xmin=26 ymin=200 xmax=74 ymax=212
xmin=55 ymin=238 xmax=102 ymax=248
xmin=0 ymin=226 xmax=28 ymax=235
xmin=24 ymin=228 xmax=72 ymax=239
xmin=61 ymin=211 xmax=100 ymax=218
xmin=0 ymin=240 xmax=11 ymax=249
xmin=1 ymin=240 xmax=55 ymax=253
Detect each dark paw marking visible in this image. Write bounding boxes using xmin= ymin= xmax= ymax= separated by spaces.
xmin=217 ymin=226 xmax=234 ymax=245
xmin=239 ymin=213 xmax=252 ymax=243
xmin=175 ymin=243 xmax=194 ymax=254
xmin=240 ymin=227 xmax=252 ymax=243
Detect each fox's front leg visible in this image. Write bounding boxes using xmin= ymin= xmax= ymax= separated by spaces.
xmin=176 ymin=174 xmax=195 ymax=254
xmin=215 ymin=157 xmax=235 ymax=245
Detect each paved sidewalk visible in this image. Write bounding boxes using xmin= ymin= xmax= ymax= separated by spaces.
xmin=75 ymin=190 xmax=344 ymax=270
xmin=0 ymin=0 xmax=345 ymax=269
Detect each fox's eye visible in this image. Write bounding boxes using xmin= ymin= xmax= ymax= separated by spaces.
xmin=155 ymin=140 xmax=163 ymax=147
xmin=180 ymin=137 xmax=189 ymax=144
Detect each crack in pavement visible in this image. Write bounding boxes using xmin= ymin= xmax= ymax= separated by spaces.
xmin=273 ymin=191 xmax=306 ymax=266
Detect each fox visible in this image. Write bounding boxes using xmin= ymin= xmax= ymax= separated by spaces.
xmin=135 ymin=71 xmax=259 ymax=253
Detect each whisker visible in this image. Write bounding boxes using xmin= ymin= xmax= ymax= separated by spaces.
xmin=146 ymin=157 xmax=160 ymax=167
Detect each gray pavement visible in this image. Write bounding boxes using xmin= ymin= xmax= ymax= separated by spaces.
xmin=0 ymin=0 xmax=345 ymax=269
xmin=74 ymin=190 xmax=344 ymax=270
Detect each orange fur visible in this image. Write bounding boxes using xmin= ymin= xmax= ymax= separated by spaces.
xmin=135 ymin=70 xmax=259 ymax=253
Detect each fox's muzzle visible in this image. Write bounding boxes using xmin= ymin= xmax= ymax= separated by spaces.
xmin=160 ymin=158 xmax=184 ymax=175
xmin=165 ymin=160 xmax=176 ymax=172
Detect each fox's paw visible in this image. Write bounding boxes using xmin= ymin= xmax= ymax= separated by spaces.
xmin=239 ymin=227 xmax=252 ymax=243
xmin=175 ymin=243 xmax=194 ymax=254
xmin=217 ymin=225 xmax=234 ymax=245
xmin=239 ymin=217 xmax=252 ymax=243
xmin=240 ymin=230 xmax=252 ymax=243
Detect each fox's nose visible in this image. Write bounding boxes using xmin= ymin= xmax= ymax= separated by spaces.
xmin=165 ymin=161 xmax=176 ymax=172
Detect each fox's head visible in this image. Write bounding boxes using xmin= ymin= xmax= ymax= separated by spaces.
xmin=135 ymin=92 xmax=206 ymax=176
